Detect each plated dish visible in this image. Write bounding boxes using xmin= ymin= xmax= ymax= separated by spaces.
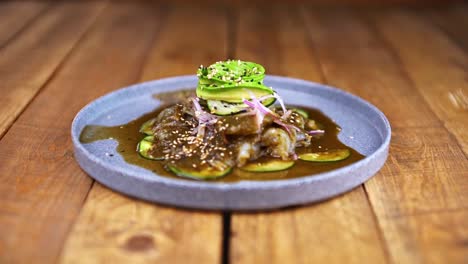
xmin=72 ymin=61 xmax=390 ymax=210
xmin=81 ymin=60 xmax=364 ymax=181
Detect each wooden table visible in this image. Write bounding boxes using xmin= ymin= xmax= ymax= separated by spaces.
xmin=1 ymin=1 xmax=467 ymax=263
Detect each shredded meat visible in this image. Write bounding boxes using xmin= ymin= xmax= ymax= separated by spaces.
xmin=148 ymin=99 xmax=321 ymax=169
xmin=232 ymin=136 xmax=261 ymax=166
xmin=261 ymin=128 xmax=295 ymax=160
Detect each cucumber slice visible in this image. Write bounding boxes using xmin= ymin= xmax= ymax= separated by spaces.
xmin=137 ymin=136 xmax=164 ymax=160
xmin=167 ymin=164 xmax=232 ymax=180
xmin=139 ymin=118 xmax=157 ymax=135
xmin=207 ymin=97 xmax=276 ymax=115
xmin=207 ymin=100 xmax=248 ymax=115
xmin=240 ymin=159 xmax=295 ymax=172
xmin=292 ymin=108 xmax=309 ymax=118
xmin=299 ymin=149 xmax=350 ymax=162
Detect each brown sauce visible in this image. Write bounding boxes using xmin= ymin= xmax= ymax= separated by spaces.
xmin=80 ymin=90 xmax=365 ymax=182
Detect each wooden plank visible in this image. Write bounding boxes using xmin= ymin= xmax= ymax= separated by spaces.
xmin=232 ymin=189 xmax=388 ymax=264
xmin=60 ymin=5 xmax=228 ymax=264
xmin=365 ymin=127 xmax=468 ymax=217
xmin=303 ymin=6 xmax=467 ymax=215
xmin=230 ymin=5 xmax=388 ymax=264
xmin=367 ymin=8 xmax=468 ymax=156
xmin=378 ymin=210 xmax=468 ymax=264
xmin=0 ymin=0 xmax=50 ymax=47
xmin=304 ymin=7 xmax=440 ymax=128
xmin=302 ymin=7 xmax=468 ymax=263
xmin=61 ymin=183 xmax=222 ymax=264
xmin=424 ymin=3 xmax=468 ymax=52
xmin=140 ymin=5 xmax=228 ymax=80
xmin=0 ymin=1 xmax=107 ymax=139
xmin=0 ymin=2 xmax=159 ymax=263
xmin=232 ymin=4 xmax=323 ymax=80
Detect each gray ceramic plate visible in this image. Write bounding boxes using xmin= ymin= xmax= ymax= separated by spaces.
xmin=72 ymin=75 xmax=391 ymax=210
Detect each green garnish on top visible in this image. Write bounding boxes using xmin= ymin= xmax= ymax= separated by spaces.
xmin=196 ymin=60 xmax=274 ymax=103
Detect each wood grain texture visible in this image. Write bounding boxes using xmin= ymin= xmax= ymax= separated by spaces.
xmin=0 ymin=2 xmax=158 ymax=263
xmin=143 ymin=0 xmax=461 ymax=5
xmin=230 ymin=5 xmax=388 ymax=264
xmin=365 ymin=127 xmax=468 ymax=217
xmin=140 ymin=5 xmax=229 ymax=80
xmin=303 ymin=7 xmax=440 ymax=128
xmin=231 ymin=189 xmax=387 ymax=264
xmin=378 ymin=210 xmax=468 ymax=264
xmin=60 ymin=5 xmax=228 ymax=264
xmin=0 ymin=0 xmax=50 ymax=47
xmin=367 ymin=8 xmax=468 ymax=156
xmin=303 ymin=6 xmax=467 ymax=215
xmin=0 ymin=2 xmax=466 ymax=263
xmin=424 ymin=3 xmax=468 ymax=52
xmin=302 ymin=7 xmax=468 ymax=263
xmin=61 ymin=183 xmax=222 ymax=264
xmin=0 ymin=1 xmax=107 ymax=139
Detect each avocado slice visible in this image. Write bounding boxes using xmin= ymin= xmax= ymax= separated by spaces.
xmin=196 ymin=60 xmax=274 ymax=103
